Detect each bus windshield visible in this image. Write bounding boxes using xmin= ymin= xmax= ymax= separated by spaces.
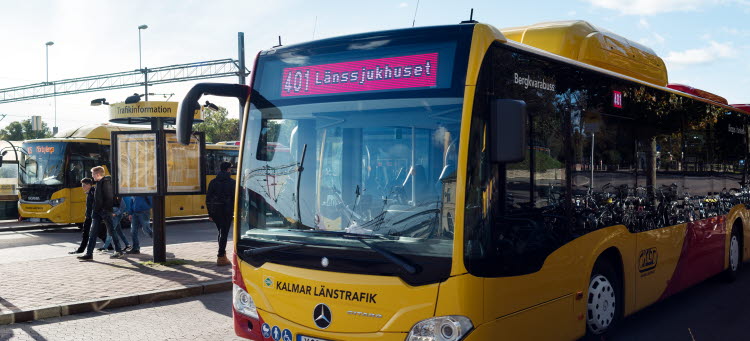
xmin=236 ymin=25 xmax=471 ymax=282
xmin=239 ymin=95 xmax=461 ymax=282
xmin=20 ymin=142 xmax=67 ymax=186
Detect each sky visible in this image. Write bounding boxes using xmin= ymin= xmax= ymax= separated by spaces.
xmin=1 ymin=0 xmax=750 ymax=134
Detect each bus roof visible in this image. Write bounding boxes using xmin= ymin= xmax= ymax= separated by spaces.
xmin=25 ymin=123 xmax=241 ymax=149
xmin=667 ymin=84 xmax=728 ymax=105
xmin=501 ymin=20 xmax=669 ymax=87
xmin=53 ymin=123 xmax=146 ymax=140
xmin=731 ymin=104 xmax=750 ymax=114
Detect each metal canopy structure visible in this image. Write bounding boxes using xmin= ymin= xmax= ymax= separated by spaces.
xmin=0 ymin=59 xmax=248 ymax=104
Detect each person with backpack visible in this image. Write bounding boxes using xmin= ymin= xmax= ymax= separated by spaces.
xmin=124 ymin=195 xmax=153 ymax=254
xmin=206 ymin=161 xmax=236 ymax=266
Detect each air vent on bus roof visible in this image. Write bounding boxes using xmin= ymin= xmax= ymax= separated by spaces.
xmin=501 ymin=20 xmax=668 ymax=86
xmin=667 ymin=84 xmax=728 ymax=105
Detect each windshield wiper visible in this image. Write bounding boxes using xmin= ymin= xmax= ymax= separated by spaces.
xmin=295 ymin=143 xmax=307 ymax=229
xmin=243 ymin=242 xmax=307 ymax=257
xmin=347 ymin=235 xmax=418 ymax=275
xmin=296 ymin=230 xmax=417 ymax=274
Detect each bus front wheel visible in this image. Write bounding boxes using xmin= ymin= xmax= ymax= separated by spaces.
xmin=586 ymin=258 xmax=621 ymax=337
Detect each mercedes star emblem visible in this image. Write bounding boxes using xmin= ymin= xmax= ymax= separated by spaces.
xmin=313 ymin=303 xmax=332 ymax=329
xmin=321 ymin=257 xmax=329 ymax=268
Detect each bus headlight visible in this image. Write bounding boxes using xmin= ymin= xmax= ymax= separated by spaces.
xmin=406 ymin=316 xmax=473 ymax=341
xmin=49 ymin=198 xmax=65 ymax=206
xmin=233 ymin=284 xmax=258 ymax=319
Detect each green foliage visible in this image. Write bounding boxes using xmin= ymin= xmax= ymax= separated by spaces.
xmin=507 ymin=150 xmax=563 ymax=173
xmin=0 ymin=119 xmax=54 ymax=141
xmin=193 ymin=106 xmax=240 ymax=143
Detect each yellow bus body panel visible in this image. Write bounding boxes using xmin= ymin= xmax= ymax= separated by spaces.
xmin=239 ymin=261 xmax=438 ymax=334
xmin=632 ymin=224 xmax=687 ymax=310
xmin=18 ymin=188 xmax=73 ymax=223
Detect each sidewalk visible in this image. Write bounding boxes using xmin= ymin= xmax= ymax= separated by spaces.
xmin=0 ymin=241 xmax=232 ymax=325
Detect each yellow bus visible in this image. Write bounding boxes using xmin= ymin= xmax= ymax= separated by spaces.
xmin=178 ymin=20 xmax=749 ymax=340
xmin=17 ymin=123 xmax=238 ymax=225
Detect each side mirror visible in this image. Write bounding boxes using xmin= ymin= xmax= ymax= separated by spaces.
xmin=490 ymin=99 xmax=527 ymax=163
xmin=177 ymin=83 xmax=251 ymax=145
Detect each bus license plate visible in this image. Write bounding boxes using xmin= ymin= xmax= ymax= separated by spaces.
xmin=298 ymin=336 xmax=331 ymax=341
xmin=29 ymin=218 xmax=41 ymax=222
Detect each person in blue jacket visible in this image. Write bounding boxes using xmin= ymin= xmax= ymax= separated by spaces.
xmin=124 ymin=196 xmax=153 ymax=254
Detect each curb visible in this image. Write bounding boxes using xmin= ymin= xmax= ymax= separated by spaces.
xmin=0 ymin=279 xmax=231 ymax=326
xmin=0 ymin=217 xmax=209 ymax=233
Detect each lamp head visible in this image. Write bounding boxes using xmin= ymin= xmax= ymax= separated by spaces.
xmin=90 ymin=98 xmax=109 ymax=106
xmin=125 ymin=93 xmax=142 ymax=104
xmin=45 ymin=41 xmax=54 ymax=46
xmin=138 ymin=24 xmax=148 ymax=30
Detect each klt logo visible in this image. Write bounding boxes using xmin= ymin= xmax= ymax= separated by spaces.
xmin=638 ymin=247 xmax=658 ymax=273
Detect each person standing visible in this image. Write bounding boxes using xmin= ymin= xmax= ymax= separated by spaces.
xmin=69 ymin=178 xmax=105 ymax=254
xmin=78 ymin=166 xmax=124 ymax=260
xmin=124 ymin=195 xmax=153 ymax=254
xmin=98 ymin=196 xmax=131 ymax=253
xmin=206 ymin=161 xmax=236 ymax=266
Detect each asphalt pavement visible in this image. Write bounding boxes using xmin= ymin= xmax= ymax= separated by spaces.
xmin=607 ymin=264 xmax=750 ymax=341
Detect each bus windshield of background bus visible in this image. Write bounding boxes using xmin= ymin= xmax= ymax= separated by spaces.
xmin=20 ymin=142 xmax=66 ymax=186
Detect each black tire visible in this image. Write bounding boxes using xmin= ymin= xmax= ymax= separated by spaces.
xmin=724 ymin=223 xmax=742 ymax=282
xmin=585 ymin=258 xmax=622 ymax=338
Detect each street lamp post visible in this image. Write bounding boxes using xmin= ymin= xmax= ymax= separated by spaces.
xmin=45 ymin=41 xmax=54 ymax=84
xmin=138 ymin=24 xmax=148 ymax=101
xmin=45 ymin=41 xmax=57 ymax=134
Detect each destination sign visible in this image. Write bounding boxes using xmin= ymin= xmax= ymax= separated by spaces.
xmin=280 ymin=53 xmax=439 ymax=97
xmin=25 ymin=145 xmax=58 ymax=155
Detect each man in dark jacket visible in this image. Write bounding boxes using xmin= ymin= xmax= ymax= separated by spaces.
xmin=69 ymin=178 xmax=106 ymax=254
xmin=206 ymin=161 xmax=236 ymax=266
xmin=78 ymin=166 xmax=125 ymax=260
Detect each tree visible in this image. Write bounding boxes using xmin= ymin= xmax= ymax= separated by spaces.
xmin=0 ymin=119 xmax=54 ymax=141
xmin=193 ymin=106 xmax=240 ymax=143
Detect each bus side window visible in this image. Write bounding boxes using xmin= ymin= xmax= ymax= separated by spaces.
xmin=464 ymin=44 xmax=571 ymax=277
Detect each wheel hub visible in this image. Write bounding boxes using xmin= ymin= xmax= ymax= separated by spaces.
xmin=587 ymin=274 xmax=616 ymax=334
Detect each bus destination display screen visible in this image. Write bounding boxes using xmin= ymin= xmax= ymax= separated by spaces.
xmin=280 ymin=53 xmax=439 ymax=97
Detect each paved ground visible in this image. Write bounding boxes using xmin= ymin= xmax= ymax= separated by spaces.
xmin=607 ymin=266 xmax=750 ymax=341
xmin=0 ymin=220 xmax=232 ymax=322
xmin=0 ymin=292 xmax=240 ymax=341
